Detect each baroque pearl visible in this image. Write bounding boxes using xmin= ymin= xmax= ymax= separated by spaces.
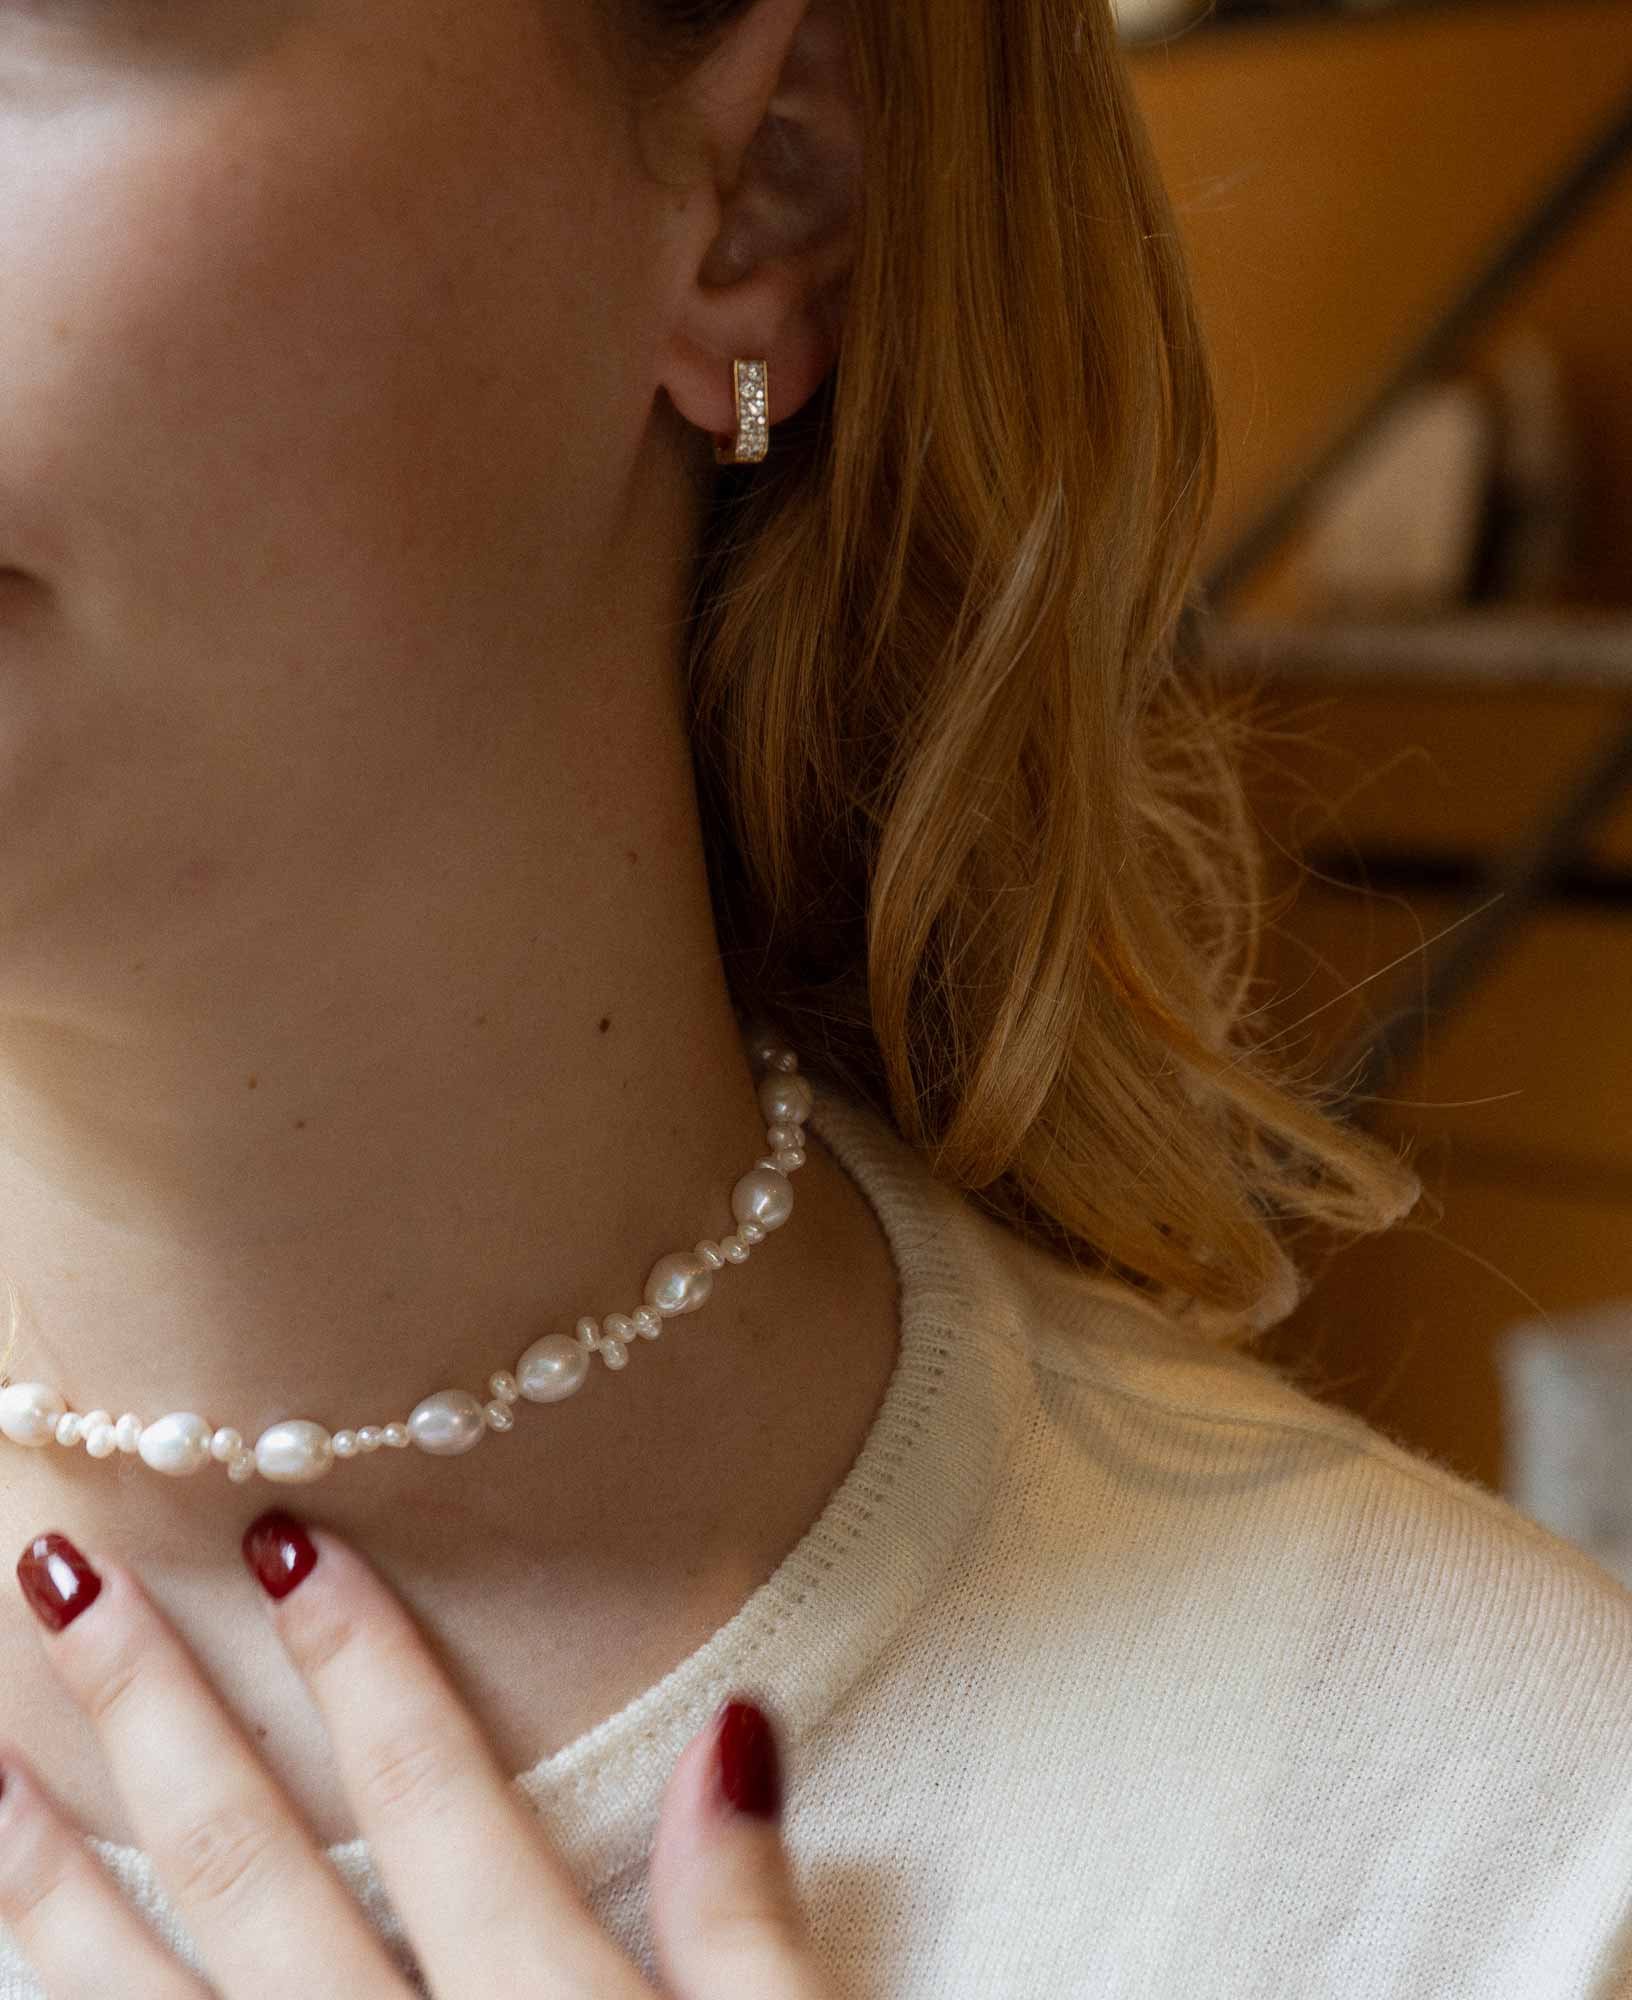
xmin=255 ymin=1419 xmax=336 ymax=1484
xmin=0 ymin=1381 xmax=65 ymax=1447
xmin=408 ymin=1389 xmax=486 ymax=1455
xmin=516 ymin=1333 xmax=590 ymax=1402
xmin=731 ymin=1166 xmax=794 ymax=1234
xmin=758 ymin=1071 xmax=813 ymax=1129
xmin=137 ymin=1412 xmax=213 ymax=1477
xmin=645 ymin=1249 xmax=714 ymax=1317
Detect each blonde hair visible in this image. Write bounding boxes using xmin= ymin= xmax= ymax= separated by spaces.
xmin=609 ymin=0 xmax=1424 ymax=1345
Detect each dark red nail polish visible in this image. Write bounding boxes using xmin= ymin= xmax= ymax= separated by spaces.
xmin=16 ymin=1531 xmax=102 ymax=1634
xmin=713 ymin=1698 xmax=782 ymax=1819
xmin=242 ymin=1509 xmax=318 ymax=1600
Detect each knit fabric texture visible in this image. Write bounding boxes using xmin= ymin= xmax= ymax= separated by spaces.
xmin=3 ymin=1072 xmax=1632 ymax=1997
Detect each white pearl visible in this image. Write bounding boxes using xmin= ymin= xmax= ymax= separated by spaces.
xmin=115 ymin=1412 xmax=143 ymax=1453
xmin=55 ymin=1412 xmax=83 ymax=1446
xmin=775 ymin=1146 xmax=805 ymax=1171
xmin=483 ymin=1399 xmax=514 ymax=1430
xmin=632 ymin=1307 xmax=663 ymax=1339
xmin=645 ymin=1249 xmax=714 ymax=1317
xmin=255 ymin=1419 xmax=336 ymax=1484
xmin=383 ymin=1423 xmax=409 ymax=1447
xmin=739 ymin=1219 xmax=766 ymax=1244
xmin=758 ymin=1072 xmax=813 ymax=1128
xmin=210 ymin=1427 xmax=243 ymax=1462
xmin=695 ymin=1240 xmax=726 ymax=1270
xmin=358 ymin=1425 xmax=383 ymax=1450
xmin=85 ymin=1423 xmax=118 ymax=1459
xmin=600 ymin=1336 xmax=628 ymax=1369
xmin=603 ymin=1313 xmax=634 ymax=1343
xmin=721 ymin=1235 xmax=750 ymax=1263
xmin=516 ymin=1333 xmax=590 ymax=1402
xmin=732 ymin=1166 xmax=794 ymax=1234
xmin=228 ymin=1454 xmax=257 ymax=1484
xmin=333 ymin=1429 xmax=359 ymax=1457
xmin=0 ymin=1382 xmax=66 ymax=1447
xmin=407 ymin=1390 xmax=486 ymax=1456
xmin=137 ymin=1412 xmax=213 ymax=1477
xmin=489 ymin=1371 xmax=519 ymax=1403
xmin=80 ymin=1408 xmax=112 ymax=1435
xmin=574 ymin=1315 xmax=600 ymax=1348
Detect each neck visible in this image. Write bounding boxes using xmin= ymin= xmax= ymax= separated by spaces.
xmin=0 ymin=665 xmax=886 ymax=1583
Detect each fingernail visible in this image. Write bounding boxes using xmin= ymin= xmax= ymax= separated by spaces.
xmin=16 ymin=1530 xmax=103 ymax=1635
xmin=712 ymin=1697 xmax=782 ymax=1820
xmin=242 ymin=1508 xmax=318 ymax=1601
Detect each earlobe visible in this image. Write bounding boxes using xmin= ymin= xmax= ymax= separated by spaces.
xmin=660 ymin=266 xmax=843 ymax=466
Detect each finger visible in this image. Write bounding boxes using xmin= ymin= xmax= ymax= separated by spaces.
xmin=241 ymin=1508 xmax=651 ymax=2000
xmin=647 ymin=1695 xmax=835 ymax=2000
xmin=0 ymin=1745 xmax=214 ymax=2000
xmin=14 ymin=1529 xmax=414 ymax=2000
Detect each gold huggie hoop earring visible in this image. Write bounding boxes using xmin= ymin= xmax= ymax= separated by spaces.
xmin=714 ymin=358 xmax=770 ymax=465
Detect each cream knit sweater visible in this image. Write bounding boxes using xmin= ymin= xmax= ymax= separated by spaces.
xmin=4 ymin=1076 xmax=1632 ymax=1998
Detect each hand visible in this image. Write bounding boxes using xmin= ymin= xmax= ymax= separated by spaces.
xmin=0 ymin=1513 xmax=839 ymax=1998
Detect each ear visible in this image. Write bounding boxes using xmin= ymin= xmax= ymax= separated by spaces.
xmin=650 ymin=0 xmax=862 ymax=462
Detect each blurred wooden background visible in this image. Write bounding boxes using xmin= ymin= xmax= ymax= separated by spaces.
xmin=1126 ymin=1 xmax=1632 ymax=1500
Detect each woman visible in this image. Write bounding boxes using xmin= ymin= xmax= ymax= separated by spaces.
xmin=0 ymin=0 xmax=1628 ymax=1994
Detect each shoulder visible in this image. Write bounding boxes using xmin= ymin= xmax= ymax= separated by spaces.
xmin=834 ymin=1188 xmax=1632 ymax=1993
xmin=967 ymin=1200 xmax=1632 ymax=1631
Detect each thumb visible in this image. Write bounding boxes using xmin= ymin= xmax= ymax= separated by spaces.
xmin=647 ymin=1694 xmax=834 ymax=1999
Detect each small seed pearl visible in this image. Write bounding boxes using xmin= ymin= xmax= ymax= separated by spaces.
xmin=0 ymin=1023 xmax=809 ymax=1488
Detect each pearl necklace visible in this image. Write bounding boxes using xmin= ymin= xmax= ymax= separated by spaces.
xmin=0 ymin=1023 xmax=811 ymax=1488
